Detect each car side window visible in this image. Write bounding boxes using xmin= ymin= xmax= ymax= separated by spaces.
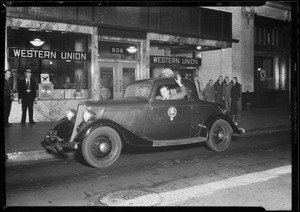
xmin=155 ymin=84 xmax=187 ymax=100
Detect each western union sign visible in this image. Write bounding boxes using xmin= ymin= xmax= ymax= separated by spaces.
xmin=8 ymin=48 xmax=91 ymax=61
xmin=150 ymin=55 xmax=201 ymax=66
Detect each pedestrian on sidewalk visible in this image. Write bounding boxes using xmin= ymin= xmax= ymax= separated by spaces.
xmin=4 ymin=70 xmax=13 ymax=127
xmin=18 ymin=69 xmax=37 ymax=124
xmin=214 ymin=75 xmax=224 ymax=105
xmin=222 ymin=76 xmax=232 ymax=111
xmin=230 ymin=77 xmax=241 ymax=125
xmin=203 ymin=79 xmax=215 ymax=102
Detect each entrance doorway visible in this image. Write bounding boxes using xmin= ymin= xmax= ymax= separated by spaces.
xmin=254 ymin=56 xmax=274 ymax=91
xmin=99 ymin=62 xmax=137 ymax=100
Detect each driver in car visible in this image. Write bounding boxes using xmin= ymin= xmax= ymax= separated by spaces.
xmin=156 ymin=75 xmax=187 ymax=100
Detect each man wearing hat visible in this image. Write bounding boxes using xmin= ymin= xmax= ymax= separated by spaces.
xmin=18 ymin=69 xmax=37 ymax=124
xmin=4 ymin=70 xmax=13 ymax=127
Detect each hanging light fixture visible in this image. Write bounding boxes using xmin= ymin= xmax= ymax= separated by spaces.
xmin=196 ymin=46 xmax=202 ymax=58
xmin=30 ymin=38 xmax=45 ymax=47
xmin=126 ymin=46 xmax=137 ymax=53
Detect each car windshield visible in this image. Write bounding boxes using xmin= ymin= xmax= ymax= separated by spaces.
xmin=123 ymin=81 xmax=152 ymax=99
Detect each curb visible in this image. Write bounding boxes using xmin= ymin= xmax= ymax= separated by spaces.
xmin=6 ymin=150 xmax=59 ymax=164
xmin=5 ymin=126 xmax=291 ymax=166
xmin=236 ymin=125 xmax=291 ymax=137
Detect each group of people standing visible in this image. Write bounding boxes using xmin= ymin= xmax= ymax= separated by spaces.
xmin=201 ymin=75 xmax=241 ymax=125
xmin=4 ymin=69 xmax=37 ymax=127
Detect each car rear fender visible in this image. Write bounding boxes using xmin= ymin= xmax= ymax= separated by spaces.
xmin=200 ymin=113 xmax=241 ymax=137
xmin=75 ymin=118 xmax=153 ymax=147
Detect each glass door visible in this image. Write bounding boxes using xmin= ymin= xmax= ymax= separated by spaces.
xmin=121 ymin=63 xmax=137 ymax=97
xmin=99 ymin=62 xmax=137 ymax=100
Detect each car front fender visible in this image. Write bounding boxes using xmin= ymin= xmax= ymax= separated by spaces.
xmin=75 ymin=118 xmax=153 ymax=147
xmin=200 ymin=113 xmax=241 ymax=137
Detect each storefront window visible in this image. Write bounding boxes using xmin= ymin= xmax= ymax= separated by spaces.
xmin=7 ymin=27 xmax=91 ymax=99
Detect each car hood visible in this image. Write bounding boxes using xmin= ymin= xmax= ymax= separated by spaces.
xmin=80 ymin=99 xmax=149 ymax=130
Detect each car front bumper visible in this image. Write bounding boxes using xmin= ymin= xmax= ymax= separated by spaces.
xmin=44 ymin=118 xmax=79 ymax=150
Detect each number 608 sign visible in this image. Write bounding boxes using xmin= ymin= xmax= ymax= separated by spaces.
xmin=110 ymin=47 xmax=125 ymax=54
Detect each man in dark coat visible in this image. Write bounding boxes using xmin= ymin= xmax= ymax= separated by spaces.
xmin=4 ymin=70 xmax=13 ymax=127
xmin=18 ymin=69 xmax=37 ymax=124
xmin=222 ymin=76 xmax=232 ymax=111
xmin=203 ymin=79 xmax=215 ymax=102
xmin=230 ymin=77 xmax=241 ymax=125
xmin=214 ymin=75 xmax=224 ymax=105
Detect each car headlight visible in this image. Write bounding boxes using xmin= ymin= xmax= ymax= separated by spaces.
xmin=83 ymin=109 xmax=96 ymax=123
xmin=66 ymin=109 xmax=77 ymax=121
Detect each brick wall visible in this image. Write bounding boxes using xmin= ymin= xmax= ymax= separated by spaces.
xmin=198 ymin=7 xmax=245 ymax=91
xmin=199 ymin=6 xmax=254 ymax=93
xmin=198 ymin=49 xmax=232 ymax=89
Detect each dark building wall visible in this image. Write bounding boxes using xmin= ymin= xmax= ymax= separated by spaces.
xmin=251 ymin=15 xmax=291 ymax=109
xmin=6 ymin=7 xmax=233 ymax=42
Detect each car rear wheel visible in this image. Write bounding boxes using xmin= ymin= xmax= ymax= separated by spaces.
xmin=81 ymin=126 xmax=122 ymax=168
xmin=206 ymin=119 xmax=232 ymax=152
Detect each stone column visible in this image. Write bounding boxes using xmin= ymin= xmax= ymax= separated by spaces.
xmin=91 ymin=26 xmax=100 ymax=100
xmin=143 ymin=35 xmax=150 ymax=79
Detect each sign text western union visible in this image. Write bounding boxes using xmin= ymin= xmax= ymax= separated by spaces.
xmin=150 ymin=56 xmax=201 ymax=66
xmin=8 ymin=48 xmax=91 ymax=61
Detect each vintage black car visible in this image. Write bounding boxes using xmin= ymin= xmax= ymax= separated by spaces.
xmin=45 ymin=77 xmax=241 ymax=168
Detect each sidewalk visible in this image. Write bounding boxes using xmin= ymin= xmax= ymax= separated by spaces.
xmin=4 ymin=107 xmax=292 ymax=165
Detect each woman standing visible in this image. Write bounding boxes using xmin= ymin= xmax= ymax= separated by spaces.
xmin=230 ymin=77 xmax=241 ymax=125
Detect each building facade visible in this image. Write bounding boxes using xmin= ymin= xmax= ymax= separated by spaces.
xmin=3 ymin=2 xmax=292 ymax=123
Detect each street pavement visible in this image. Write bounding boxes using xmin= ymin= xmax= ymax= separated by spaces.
xmin=3 ymin=107 xmax=292 ymax=165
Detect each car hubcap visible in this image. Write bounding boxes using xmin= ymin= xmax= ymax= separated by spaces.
xmin=99 ymin=142 xmax=110 ymax=154
xmin=213 ymin=126 xmax=226 ymax=144
xmin=218 ymin=131 xmax=224 ymax=139
xmin=92 ymin=136 xmax=112 ymax=158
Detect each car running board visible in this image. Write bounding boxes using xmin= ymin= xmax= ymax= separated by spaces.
xmin=152 ymin=136 xmax=207 ymax=147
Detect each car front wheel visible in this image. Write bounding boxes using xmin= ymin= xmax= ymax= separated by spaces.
xmin=206 ymin=119 xmax=232 ymax=152
xmin=81 ymin=126 xmax=122 ymax=168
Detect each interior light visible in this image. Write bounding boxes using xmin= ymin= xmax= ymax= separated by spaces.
xmin=28 ymin=28 xmax=42 ymax=31
xmin=196 ymin=46 xmax=202 ymax=50
xmin=30 ymin=38 xmax=45 ymax=47
xmin=196 ymin=51 xmax=202 ymax=59
xmin=126 ymin=46 xmax=138 ymax=53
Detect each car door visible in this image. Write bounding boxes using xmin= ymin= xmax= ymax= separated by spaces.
xmin=144 ymin=97 xmax=192 ymax=140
